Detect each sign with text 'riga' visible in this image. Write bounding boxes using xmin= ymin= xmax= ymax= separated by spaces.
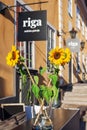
xmin=18 ymin=10 xmax=47 ymax=41
xmin=66 ymin=38 xmax=80 ymax=52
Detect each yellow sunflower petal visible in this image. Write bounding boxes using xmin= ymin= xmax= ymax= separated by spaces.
xmin=48 ymin=46 xmax=65 ymax=65
xmin=6 ymin=45 xmax=20 ymax=67
xmin=63 ymin=48 xmax=71 ymax=63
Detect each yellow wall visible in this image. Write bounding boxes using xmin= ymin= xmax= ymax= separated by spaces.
xmin=0 ymin=0 xmax=15 ymax=98
xmin=0 ymin=0 xmax=87 ymax=98
xmin=0 ymin=0 xmax=59 ymax=97
xmin=61 ymin=0 xmax=87 ymax=83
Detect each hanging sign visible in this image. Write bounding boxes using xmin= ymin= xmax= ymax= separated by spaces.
xmin=66 ymin=38 xmax=80 ymax=52
xmin=18 ymin=10 xmax=47 ymax=41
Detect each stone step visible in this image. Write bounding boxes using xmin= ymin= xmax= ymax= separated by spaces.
xmin=72 ymin=88 xmax=87 ymax=93
xmin=73 ymin=85 xmax=87 ymax=88
xmin=63 ymin=96 xmax=87 ymax=102
xmin=61 ymin=83 xmax=87 ymax=110
xmin=73 ymin=86 xmax=87 ymax=89
xmin=64 ymin=92 xmax=87 ymax=97
xmin=66 ymin=85 xmax=87 ymax=93
xmin=61 ymin=100 xmax=87 ymax=106
xmin=73 ymin=83 xmax=87 ymax=87
xmin=61 ymin=104 xmax=80 ymax=109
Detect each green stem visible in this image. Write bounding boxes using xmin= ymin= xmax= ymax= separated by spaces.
xmin=22 ymin=63 xmax=52 ymax=126
xmin=34 ymin=99 xmax=44 ymax=126
xmin=44 ymin=109 xmax=52 ymax=125
xmin=23 ymin=63 xmax=35 ymax=84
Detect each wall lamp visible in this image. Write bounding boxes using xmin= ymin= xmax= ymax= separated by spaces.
xmin=57 ymin=28 xmax=77 ymax=39
xmin=0 ymin=1 xmax=48 ymax=14
xmin=69 ymin=27 xmax=77 ymax=39
xmin=80 ymin=41 xmax=85 ymax=50
xmin=57 ymin=29 xmax=66 ymax=37
xmin=57 ymin=30 xmax=62 ymax=37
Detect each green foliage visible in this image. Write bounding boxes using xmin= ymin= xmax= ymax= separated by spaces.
xmin=20 ymin=65 xmax=59 ymax=104
xmin=39 ymin=85 xmax=53 ymax=103
xmin=31 ymin=83 xmax=58 ymax=103
xmin=30 ymin=67 xmax=59 ymax=104
xmin=39 ymin=67 xmax=47 ymax=75
xmin=31 ymin=84 xmax=40 ymax=99
xmin=49 ymin=74 xmax=58 ymax=86
xmin=52 ymin=86 xmax=59 ymax=100
xmin=19 ymin=56 xmax=25 ymax=62
xmin=17 ymin=64 xmax=27 ymax=85
xmin=34 ymin=76 xmax=39 ymax=85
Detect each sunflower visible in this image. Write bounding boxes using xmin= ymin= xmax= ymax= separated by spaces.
xmin=6 ymin=45 xmax=19 ymax=67
xmin=48 ymin=47 xmax=65 ymax=65
xmin=61 ymin=48 xmax=71 ymax=65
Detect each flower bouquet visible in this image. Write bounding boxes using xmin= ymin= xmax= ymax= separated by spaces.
xmin=6 ymin=45 xmax=71 ymax=129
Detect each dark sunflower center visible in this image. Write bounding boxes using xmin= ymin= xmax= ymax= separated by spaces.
xmin=12 ymin=51 xmax=16 ymax=60
xmin=54 ymin=52 xmax=60 ymax=59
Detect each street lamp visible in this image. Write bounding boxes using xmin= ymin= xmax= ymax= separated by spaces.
xmin=69 ymin=28 xmax=77 ymax=39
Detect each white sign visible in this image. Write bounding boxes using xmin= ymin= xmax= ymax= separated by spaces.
xmin=23 ymin=17 xmax=42 ymax=29
xmin=66 ymin=38 xmax=80 ymax=52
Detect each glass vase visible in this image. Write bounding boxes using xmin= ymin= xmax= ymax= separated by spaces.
xmin=32 ymin=103 xmax=53 ymax=130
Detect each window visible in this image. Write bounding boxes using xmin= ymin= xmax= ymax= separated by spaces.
xmin=82 ymin=53 xmax=85 ymax=73
xmin=47 ymin=25 xmax=56 ymax=72
xmin=15 ymin=1 xmax=35 ymax=69
xmin=82 ymin=17 xmax=85 ymax=36
xmin=68 ymin=0 xmax=72 ymax=17
xmin=76 ymin=53 xmax=81 ymax=73
xmin=17 ymin=41 xmax=35 ymax=69
xmin=15 ymin=0 xmax=35 ymax=104
xmin=85 ymin=24 xmax=87 ymax=40
xmin=27 ymin=42 xmax=34 ymax=68
xmin=84 ymin=0 xmax=87 ymax=7
xmin=76 ymin=6 xmax=80 ymax=30
xmin=85 ymin=56 xmax=87 ymax=73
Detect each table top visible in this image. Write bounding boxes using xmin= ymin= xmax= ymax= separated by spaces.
xmin=52 ymin=108 xmax=80 ymax=130
xmin=12 ymin=108 xmax=80 ymax=130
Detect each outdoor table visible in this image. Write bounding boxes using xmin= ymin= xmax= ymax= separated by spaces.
xmin=12 ymin=108 xmax=80 ymax=130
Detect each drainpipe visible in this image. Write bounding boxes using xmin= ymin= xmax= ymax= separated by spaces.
xmin=58 ymin=0 xmax=63 ymax=77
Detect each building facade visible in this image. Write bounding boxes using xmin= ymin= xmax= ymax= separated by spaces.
xmin=0 ymin=0 xmax=87 ymax=103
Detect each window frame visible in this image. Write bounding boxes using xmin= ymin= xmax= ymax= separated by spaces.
xmin=15 ymin=1 xmax=35 ymax=70
xmin=46 ymin=23 xmax=56 ymax=72
xmin=14 ymin=0 xmax=36 ymax=104
xmin=76 ymin=6 xmax=80 ymax=30
xmin=82 ymin=17 xmax=85 ymax=36
xmin=68 ymin=0 xmax=73 ymax=17
xmin=76 ymin=52 xmax=81 ymax=73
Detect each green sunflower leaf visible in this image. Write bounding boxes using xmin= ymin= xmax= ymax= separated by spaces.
xmin=39 ymin=85 xmax=53 ymax=103
xmin=52 ymin=86 xmax=59 ymax=100
xmin=39 ymin=67 xmax=46 ymax=75
xmin=34 ymin=76 xmax=39 ymax=85
xmin=31 ymin=84 xmax=39 ymax=99
xmin=49 ymin=74 xmax=58 ymax=86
